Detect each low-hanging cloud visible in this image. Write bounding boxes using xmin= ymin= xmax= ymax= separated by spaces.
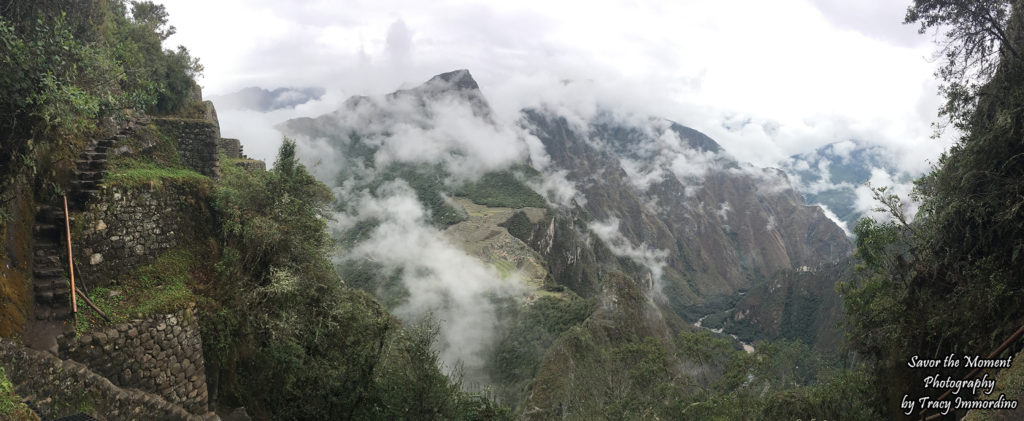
xmin=589 ymin=217 xmax=669 ymax=297
xmin=342 ymin=181 xmax=525 ymax=385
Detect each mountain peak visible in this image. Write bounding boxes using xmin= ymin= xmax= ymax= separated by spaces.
xmin=425 ymin=69 xmax=479 ymax=91
xmin=388 ymin=68 xmax=484 ymax=99
xmin=386 ymin=68 xmax=492 ymax=120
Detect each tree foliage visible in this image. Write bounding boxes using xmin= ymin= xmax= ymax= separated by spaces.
xmin=0 ymin=0 xmax=203 ymax=222
xmin=208 ymin=140 xmax=507 ymax=420
xmin=906 ymin=0 xmax=1020 ymax=131
xmin=840 ymin=1 xmax=1024 ymax=416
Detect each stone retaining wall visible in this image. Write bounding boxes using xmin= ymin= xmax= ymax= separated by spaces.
xmin=0 ymin=339 xmax=216 ymax=421
xmin=232 ymin=159 xmax=266 ymax=172
xmin=56 ymin=304 xmax=209 ymax=414
xmin=219 ymin=138 xmax=266 ymax=172
xmin=152 ymin=117 xmax=220 ymax=180
xmin=75 ymin=182 xmax=212 ymax=285
xmin=217 ymin=138 xmax=242 ymax=159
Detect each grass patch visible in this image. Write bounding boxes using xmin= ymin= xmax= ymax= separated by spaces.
xmin=77 ymin=247 xmax=197 ymax=332
xmin=103 ymin=160 xmax=209 ymax=189
xmin=492 ymin=257 xmax=517 ymax=279
xmin=499 ymin=210 xmax=534 ymax=243
xmin=0 ymin=367 xmax=38 ymax=420
xmin=456 ymin=170 xmax=547 ymax=209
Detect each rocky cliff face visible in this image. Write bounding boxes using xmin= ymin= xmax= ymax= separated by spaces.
xmin=708 ymin=258 xmax=855 ymax=352
xmin=521 ymin=108 xmax=852 ymax=317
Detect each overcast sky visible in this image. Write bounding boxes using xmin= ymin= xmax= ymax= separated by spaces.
xmin=161 ymin=0 xmax=954 ymax=173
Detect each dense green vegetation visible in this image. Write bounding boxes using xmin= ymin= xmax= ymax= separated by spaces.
xmin=0 ymin=367 xmax=37 ymax=420
xmin=5 ymin=0 xmax=1022 ymax=419
xmin=837 ymin=0 xmax=1024 ymax=417
xmin=0 ymin=0 xmax=203 ymax=220
xmin=103 ymin=121 xmax=206 ymax=189
xmin=489 ymin=296 xmax=595 ymax=405
xmin=516 ymin=268 xmax=879 ymax=420
xmin=78 ymin=247 xmax=198 ymax=334
xmin=203 ymin=140 xmax=507 ymax=420
xmin=455 ymin=168 xmax=547 ymax=209
xmin=366 ymin=163 xmax=467 ymax=227
xmin=104 ymin=161 xmax=208 ymax=188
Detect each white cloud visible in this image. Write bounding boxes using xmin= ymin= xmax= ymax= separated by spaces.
xmin=162 ymin=0 xmax=953 ymax=180
xmin=343 ymin=181 xmax=524 ymax=385
xmin=385 ymin=19 xmax=413 ymax=62
xmin=854 ymin=167 xmax=920 ymax=224
xmin=589 ymin=218 xmax=669 ymax=297
xmin=817 ymin=204 xmax=853 ymax=237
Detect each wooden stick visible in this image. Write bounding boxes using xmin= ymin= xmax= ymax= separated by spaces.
xmin=75 ymin=287 xmax=110 ymax=323
xmin=63 ymin=196 xmax=78 ymax=327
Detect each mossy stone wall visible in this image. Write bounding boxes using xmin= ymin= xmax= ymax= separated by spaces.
xmin=152 ymin=117 xmax=220 ymax=180
xmin=74 ymin=183 xmax=211 ymax=287
xmin=56 ymin=303 xmax=209 ymax=414
xmin=0 ymin=339 xmax=212 ymax=420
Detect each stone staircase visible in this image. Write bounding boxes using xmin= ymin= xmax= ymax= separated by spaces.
xmin=26 ymin=122 xmax=134 ymax=351
xmin=31 ymin=205 xmax=73 ymax=324
xmin=69 ymin=132 xmax=117 ymax=209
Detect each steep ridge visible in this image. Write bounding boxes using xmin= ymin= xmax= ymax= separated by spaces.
xmin=709 ymin=258 xmax=855 ymax=352
xmin=521 ymin=108 xmax=853 ymax=318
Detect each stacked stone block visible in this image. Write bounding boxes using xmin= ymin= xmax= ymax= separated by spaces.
xmin=218 ymin=137 xmax=266 ymax=172
xmin=152 ymin=117 xmax=221 ymax=180
xmin=0 ymin=340 xmax=215 ymax=420
xmin=56 ymin=304 xmax=209 ymax=414
xmin=74 ymin=184 xmax=209 ymax=285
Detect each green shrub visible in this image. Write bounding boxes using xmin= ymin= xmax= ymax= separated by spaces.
xmin=456 ymin=170 xmax=547 ymax=209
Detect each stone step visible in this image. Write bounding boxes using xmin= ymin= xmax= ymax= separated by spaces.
xmin=35 ymin=306 xmax=71 ymax=321
xmin=33 ymin=239 xmax=60 ymax=248
xmin=98 ymin=138 xmax=116 ymax=146
xmin=35 ymin=205 xmax=59 ymax=215
xmin=75 ymin=160 xmax=105 ymax=171
xmin=34 ymin=214 xmax=60 ymax=225
xmin=34 ymin=255 xmax=60 ymax=267
xmin=35 ymin=289 xmax=56 ymax=302
xmin=33 ymin=217 xmax=70 ymax=230
xmin=93 ymin=145 xmax=108 ymax=154
xmin=73 ymin=189 xmax=100 ymax=200
xmin=37 ymin=286 xmax=71 ymax=303
xmin=73 ymin=170 xmax=106 ymax=181
xmin=32 ymin=232 xmax=61 ymax=244
xmin=32 ymin=223 xmax=58 ymax=234
xmin=33 ymin=277 xmax=58 ymax=289
xmin=70 ymin=180 xmax=99 ymax=191
xmin=32 ymin=259 xmax=62 ymax=273
xmin=80 ymin=152 xmax=107 ymax=161
xmin=34 ymin=248 xmax=57 ymax=258
xmin=73 ymin=169 xmax=100 ymax=177
xmin=33 ymin=266 xmax=63 ymax=280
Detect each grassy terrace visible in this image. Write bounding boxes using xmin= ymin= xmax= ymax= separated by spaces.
xmin=99 ymin=121 xmax=212 ymax=190
xmin=103 ymin=161 xmax=209 ymax=189
xmin=76 ymin=247 xmax=198 ymax=334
